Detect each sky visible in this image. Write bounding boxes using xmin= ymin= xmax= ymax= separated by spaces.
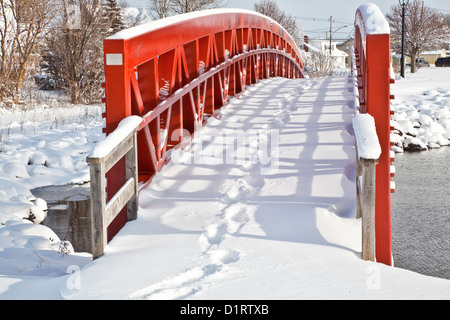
xmin=125 ymin=0 xmax=450 ymax=39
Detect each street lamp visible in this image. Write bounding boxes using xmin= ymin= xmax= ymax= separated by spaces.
xmin=399 ymin=0 xmax=409 ymax=78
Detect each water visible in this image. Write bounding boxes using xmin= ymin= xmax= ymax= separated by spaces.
xmin=32 ymin=184 xmax=92 ymax=254
xmin=391 ymin=148 xmax=450 ymax=279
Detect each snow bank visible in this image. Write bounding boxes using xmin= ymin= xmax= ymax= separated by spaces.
xmin=0 ymin=104 xmax=102 ymax=280
xmin=390 ymin=68 xmax=450 ymax=152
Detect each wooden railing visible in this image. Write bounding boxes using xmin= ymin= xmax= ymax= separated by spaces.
xmin=87 ymin=116 xmax=142 ymax=259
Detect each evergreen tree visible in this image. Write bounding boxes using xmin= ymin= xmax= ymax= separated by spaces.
xmin=103 ymin=0 xmax=126 ymax=36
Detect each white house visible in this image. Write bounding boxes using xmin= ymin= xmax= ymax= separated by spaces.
xmin=303 ymin=37 xmax=349 ymax=71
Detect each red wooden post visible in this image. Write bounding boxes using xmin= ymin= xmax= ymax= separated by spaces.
xmin=365 ymin=33 xmax=393 ymax=266
xmin=103 ymin=40 xmax=131 ymax=241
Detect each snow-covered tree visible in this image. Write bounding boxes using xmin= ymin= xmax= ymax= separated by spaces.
xmin=386 ymin=0 xmax=450 ymax=73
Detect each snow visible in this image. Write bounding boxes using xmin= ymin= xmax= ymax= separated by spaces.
xmin=89 ymin=116 xmax=141 ymax=159
xmin=1 ymin=70 xmax=450 ymax=300
xmin=353 ymin=113 xmax=382 ymax=160
xmin=390 ymin=67 xmax=450 ymax=152
xmin=356 ymin=3 xmax=390 ymax=36
xmin=0 ymin=103 xmax=102 ymax=290
xmin=108 ymin=8 xmax=287 ymax=41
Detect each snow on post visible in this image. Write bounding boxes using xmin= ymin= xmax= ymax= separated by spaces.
xmin=352 ymin=113 xmax=381 ymax=160
xmin=356 ymin=3 xmax=390 ymax=36
xmin=89 ymin=116 xmax=142 ymax=160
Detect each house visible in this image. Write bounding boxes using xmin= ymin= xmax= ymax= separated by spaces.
xmin=303 ymin=36 xmax=349 ymax=70
xmin=336 ymin=37 xmax=354 ymax=68
xmin=419 ymin=50 xmax=447 ymax=65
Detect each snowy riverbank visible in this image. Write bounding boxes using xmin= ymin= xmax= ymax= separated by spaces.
xmin=391 ymin=67 xmax=450 ymax=152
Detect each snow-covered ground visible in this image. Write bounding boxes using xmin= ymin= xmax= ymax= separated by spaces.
xmin=391 ymin=67 xmax=450 ymax=152
xmin=1 ymin=69 xmax=450 ymax=300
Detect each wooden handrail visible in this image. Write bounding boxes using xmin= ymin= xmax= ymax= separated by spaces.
xmin=87 ymin=116 xmax=142 ymax=259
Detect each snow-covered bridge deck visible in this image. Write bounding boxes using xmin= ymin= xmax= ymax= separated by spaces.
xmin=71 ymin=76 xmax=362 ymax=299
xmin=66 ymin=75 xmax=450 ymax=299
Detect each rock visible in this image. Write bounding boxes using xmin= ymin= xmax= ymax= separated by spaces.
xmin=403 ymin=137 xmax=427 ymax=151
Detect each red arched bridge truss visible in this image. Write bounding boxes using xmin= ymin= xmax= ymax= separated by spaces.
xmin=101 ymin=9 xmax=304 ymax=241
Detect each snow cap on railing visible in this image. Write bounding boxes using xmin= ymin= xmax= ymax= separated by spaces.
xmin=352 ymin=113 xmax=382 ymax=160
xmin=108 ymin=8 xmax=286 ymax=41
xmin=356 ymin=3 xmax=390 ymax=36
xmin=90 ymin=116 xmax=142 ymax=160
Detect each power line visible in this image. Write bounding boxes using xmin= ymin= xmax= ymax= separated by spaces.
xmin=429 ymin=7 xmax=450 ymax=13
xmin=293 ymin=16 xmax=352 ymax=25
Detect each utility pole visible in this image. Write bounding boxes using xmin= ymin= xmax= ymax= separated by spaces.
xmin=399 ymin=0 xmax=409 ymax=78
xmin=329 ymin=15 xmax=332 ymax=55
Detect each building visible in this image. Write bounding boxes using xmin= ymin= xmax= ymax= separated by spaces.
xmin=336 ymin=38 xmax=354 ymax=68
xmin=303 ymin=36 xmax=349 ymax=71
xmin=419 ymin=50 xmax=447 ymax=65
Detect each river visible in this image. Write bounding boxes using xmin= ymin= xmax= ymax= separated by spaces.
xmin=391 ymin=147 xmax=450 ymax=280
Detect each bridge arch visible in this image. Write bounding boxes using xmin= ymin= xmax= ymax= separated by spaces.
xmin=101 ymin=9 xmax=304 ymax=240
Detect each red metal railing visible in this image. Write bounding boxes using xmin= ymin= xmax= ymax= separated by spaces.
xmin=354 ymin=4 xmax=395 ymax=266
xmin=102 ymin=9 xmax=303 ymax=240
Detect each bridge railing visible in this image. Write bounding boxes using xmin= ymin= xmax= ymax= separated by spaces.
xmin=87 ymin=116 xmax=141 ymax=259
xmin=353 ymin=3 xmax=395 ymax=266
xmin=99 ymin=9 xmax=304 ymax=243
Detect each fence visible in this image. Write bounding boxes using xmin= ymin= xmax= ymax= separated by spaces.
xmin=353 ymin=4 xmax=395 ymax=266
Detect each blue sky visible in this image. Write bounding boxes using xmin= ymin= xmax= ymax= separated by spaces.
xmin=125 ymin=0 xmax=450 ymax=39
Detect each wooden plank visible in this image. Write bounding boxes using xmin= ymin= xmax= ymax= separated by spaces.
xmin=105 ymin=177 xmax=135 ymax=227
xmin=104 ymin=132 xmax=134 ymax=173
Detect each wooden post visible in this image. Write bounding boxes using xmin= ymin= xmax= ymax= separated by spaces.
xmin=88 ymin=160 xmax=107 ymax=260
xmin=359 ymin=158 xmax=378 ymax=262
xmin=126 ymin=130 xmax=139 ymax=221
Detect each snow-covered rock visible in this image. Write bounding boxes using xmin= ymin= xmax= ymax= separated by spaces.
xmin=390 ymin=68 xmax=450 ymax=152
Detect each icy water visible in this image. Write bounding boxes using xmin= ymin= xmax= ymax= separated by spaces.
xmin=391 ymin=147 xmax=450 ymax=280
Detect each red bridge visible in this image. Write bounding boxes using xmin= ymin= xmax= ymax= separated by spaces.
xmin=88 ymin=5 xmax=395 ymax=266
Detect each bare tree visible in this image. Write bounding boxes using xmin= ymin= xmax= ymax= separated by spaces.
xmin=253 ymin=0 xmax=303 ymax=46
xmin=147 ymin=0 xmax=226 ymax=19
xmin=42 ymin=0 xmax=123 ymax=104
xmin=0 ymin=0 xmax=56 ymax=104
xmin=147 ymin=0 xmax=171 ymax=19
xmin=301 ymin=50 xmax=336 ymax=78
xmin=387 ymin=0 xmax=450 ymax=73
xmin=170 ymin=0 xmax=226 ymax=14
